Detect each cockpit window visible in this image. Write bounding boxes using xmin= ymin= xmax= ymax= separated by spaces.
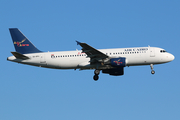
xmin=160 ymin=50 xmax=167 ymax=53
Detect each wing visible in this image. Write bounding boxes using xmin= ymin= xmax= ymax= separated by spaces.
xmin=76 ymin=41 xmax=109 ymax=63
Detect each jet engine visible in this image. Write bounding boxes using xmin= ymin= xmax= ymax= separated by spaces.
xmin=102 ymin=57 xmax=126 ymax=76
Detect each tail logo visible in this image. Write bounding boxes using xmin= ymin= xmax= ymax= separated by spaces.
xmin=14 ymin=39 xmax=29 ymax=47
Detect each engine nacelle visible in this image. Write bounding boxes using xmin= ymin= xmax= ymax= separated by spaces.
xmin=110 ymin=57 xmax=126 ymax=67
xmin=102 ymin=67 xmax=124 ymax=76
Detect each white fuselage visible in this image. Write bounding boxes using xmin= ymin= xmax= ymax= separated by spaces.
xmin=7 ymin=47 xmax=174 ymax=70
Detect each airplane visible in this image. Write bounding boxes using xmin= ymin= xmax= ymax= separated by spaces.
xmin=7 ymin=28 xmax=175 ymax=81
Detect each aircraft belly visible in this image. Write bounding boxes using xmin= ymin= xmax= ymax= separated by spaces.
xmin=126 ymin=55 xmax=159 ymax=66
xmin=45 ymin=57 xmax=88 ymax=69
xmin=59 ymin=58 xmax=88 ymax=69
xmin=59 ymin=60 xmax=78 ymax=68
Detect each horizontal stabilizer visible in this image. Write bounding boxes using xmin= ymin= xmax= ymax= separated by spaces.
xmin=11 ymin=52 xmax=30 ymax=60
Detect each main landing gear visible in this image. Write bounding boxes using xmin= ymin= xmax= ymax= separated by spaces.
xmin=150 ymin=64 xmax=155 ymax=74
xmin=93 ymin=69 xmax=100 ymax=81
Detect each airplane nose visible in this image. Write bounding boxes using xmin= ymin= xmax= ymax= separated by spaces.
xmin=169 ymin=54 xmax=175 ymax=61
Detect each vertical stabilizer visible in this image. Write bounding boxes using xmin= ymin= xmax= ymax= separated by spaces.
xmin=9 ymin=28 xmax=41 ymax=54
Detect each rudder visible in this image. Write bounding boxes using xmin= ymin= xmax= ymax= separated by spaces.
xmin=9 ymin=28 xmax=41 ymax=54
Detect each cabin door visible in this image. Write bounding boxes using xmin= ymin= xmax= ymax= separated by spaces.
xmin=150 ymin=48 xmax=155 ymax=57
xmin=40 ymin=54 xmax=46 ymax=63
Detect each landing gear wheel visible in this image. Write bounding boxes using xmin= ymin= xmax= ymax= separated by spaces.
xmin=93 ymin=75 xmax=99 ymax=81
xmin=94 ymin=69 xmax=100 ymax=75
xmin=93 ymin=70 xmax=100 ymax=81
xmin=150 ymin=64 xmax=155 ymax=75
xmin=151 ymin=70 xmax=155 ymax=74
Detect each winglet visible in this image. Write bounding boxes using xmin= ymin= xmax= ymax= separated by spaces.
xmin=76 ymin=41 xmax=81 ymax=45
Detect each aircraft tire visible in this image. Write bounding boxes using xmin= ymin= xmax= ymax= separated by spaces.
xmin=151 ymin=70 xmax=155 ymax=74
xmin=93 ymin=75 xmax=99 ymax=81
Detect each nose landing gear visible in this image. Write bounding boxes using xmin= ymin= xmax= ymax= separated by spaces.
xmin=150 ymin=64 xmax=155 ymax=74
xmin=93 ymin=69 xmax=100 ymax=81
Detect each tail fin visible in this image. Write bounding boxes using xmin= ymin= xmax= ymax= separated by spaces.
xmin=9 ymin=28 xmax=42 ymax=54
